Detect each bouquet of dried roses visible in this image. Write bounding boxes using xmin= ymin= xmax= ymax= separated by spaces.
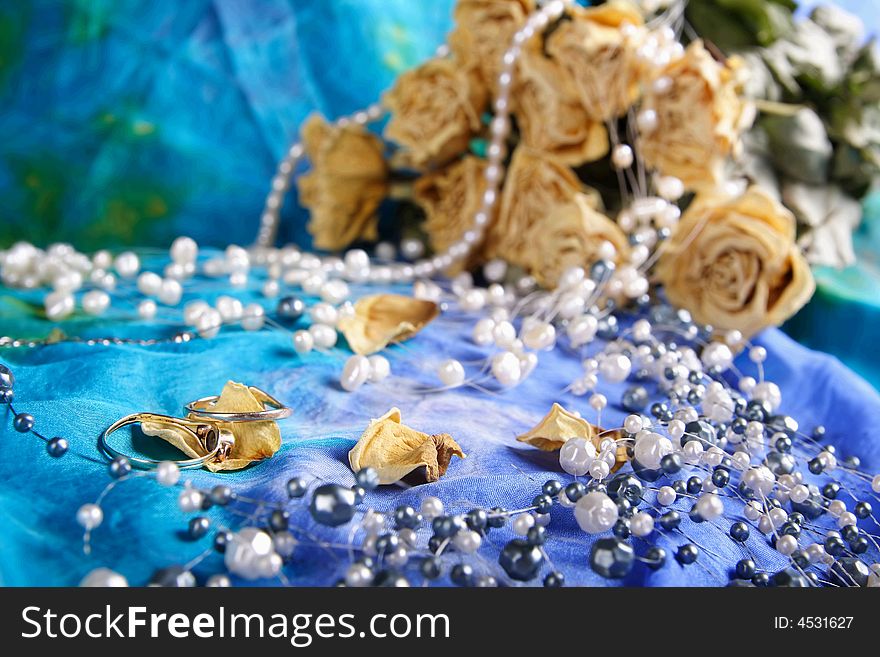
xmin=292 ymin=0 xmax=853 ymax=339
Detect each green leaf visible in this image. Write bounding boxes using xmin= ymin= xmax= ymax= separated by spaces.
xmin=761 ymin=108 xmax=833 ymax=184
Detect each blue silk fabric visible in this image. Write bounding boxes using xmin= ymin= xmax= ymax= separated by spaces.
xmin=1 ymin=264 xmax=879 ymax=586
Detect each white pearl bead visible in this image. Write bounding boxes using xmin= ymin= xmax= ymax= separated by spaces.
xmin=695 ymin=493 xmax=724 ymax=521
xmin=837 ymin=512 xmax=857 ymax=528
xmin=241 ymin=303 xmax=266 ymax=331
xmin=420 ymin=496 xmax=444 ymax=520
xmin=137 ymin=271 xmax=162 ymax=296
xmin=156 ymin=461 xmax=180 ymax=486
xmin=636 ymin=108 xmax=658 ymax=133
xmin=492 ymin=321 xmax=517 ymax=348
xmin=170 ymin=236 xmax=198 ymax=264
xmin=806 ymin=542 xmax=826 ymax=564
xmin=262 ymin=279 xmax=280 ymax=298
xmin=633 ymin=432 xmax=673 ymax=470
xmin=657 ymin=486 xmax=676 ymax=506
xmin=623 ymin=414 xmax=643 ymax=434
xmin=225 ymin=528 xmax=278 ymax=580
xmin=827 ymin=499 xmax=846 ymax=518
xmin=567 ymin=314 xmax=598 ymax=347
xmin=292 ymin=330 xmax=314 ymax=354
xmin=776 ymin=534 xmax=798 ymax=556
xmin=196 ymin=308 xmax=222 ymax=339
xmin=472 ymin=317 xmax=496 ymax=346
xmin=559 ymin=438 xmax=597 ymax=476
xmin=873 ymin=474 xmax=880 ymax=493
xmin=80 ymin=567 xmax=128 ymax=587
xmin=453 ymin=529 xmax=482 ymax=553
xmin=459 ymin=288 xmax=486 ymax=312
xmin=611 ymin=143 xmax=634 ymax=169
xmin=630 ymin=512 xmax=654 ymax=537
xmin=82 ymin=289 xmax=110 ymax=315
xmin=745 ymin=500 xmax=763 ymax=521
xmin=178 ymin=488 xmax=204 ymax=512
xmin=682 ymin=440 xmax=704 ymax=462
xmin=138 ymin=299 xmax=157 ymax=320
xmin=215 ymin=295 xmax=243 ymax=321
xmin=512 ymin=513 xmax=535 ymax=536
xmin=789 ymin=484 xmax=809 ymax=503
xmin=438 ymin=359 xmax=466 ymax=387
xmin=521 ymin=321 xmax=556 ymax=351
xmin=321 ymin=279 xmax=350 ymax=304
xmin=45 ymin=291 xmax=74 ymax=321
xmin=309 ymin=323 xmax=337 ymax=349
xmin=158 ymin=278 xmax=182 ymax=306
xmin=655 ymin=175 xmax=684 ymax=201
xmin=340 ymin=355 xmax=371 ymax=392
xmin=311 ymin=302 xmax=338 ymax=326
xmin=367 ymin=355 xmax=390 ymax=382
xmin=589 ymin=458 xmax=610 ymax=480
xmin=743 ymin=466 xmax=775 ymax=495
xmin=114 ymin=251 xmax=140 ymax=278
xmin=574 ymin=491 xmax=618 ymax=534
xmin=599 ymin=353 xmax=631 ymax=383
xmin=76 ymin=503 xmax=103 ymax=530
xmin=183 ymin=300 xmax=209 ymax=326
xmin=361 ymin=510 xmax=385 ymax=535
xmin=491 ymin=351 xmax=521 ymax=386
xmin=752 ymin=381 xmax=782 ymax=411
xmin=701 ymin=342 xmax=733 ymax=369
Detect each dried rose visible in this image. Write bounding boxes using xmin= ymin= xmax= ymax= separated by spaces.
xmin=383 ymin=58 xmax=487 ymax=169
xmin=638 ymin=41 xmax=754 ymax=190
xmin=349 ymin=408 xmax=465 ymax=485
xmin=413 ymin=155 xmax=493 ymax=272
xmin=297 ymin=114 xmax=388 ymax=250
xmin=545 ymin=1 xmax=646 ymax=122
xmin=449 ymin=0 xmax=536 ymax=94
xmin=656 ymin=186 xmax=815 ymax=339
xmin=337 ymin=294 xmax=439 ymax=355
xmin=514 ymin=39 xmax=609 ymax=166
xmin=142 ymin=381 xmax=281 ymax=472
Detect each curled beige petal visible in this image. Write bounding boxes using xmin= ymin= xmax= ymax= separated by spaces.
xmin=656 ymin=186 xmax=815 ymax=338
xmin=517 ymin=403 xmax=627 ymax=470
xmin=142 ymin=381 xmax=282 ymax=472
xmin=337 ymin=294 xmax=439 ymax=355
xmin=297 ymin=114 xmax=388 ymax=251
xmin=349 ymin=408 xmax=465 ymax=485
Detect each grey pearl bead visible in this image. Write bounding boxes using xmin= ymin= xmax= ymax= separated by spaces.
xmin=46 ymin=437 xmax=69 ymax=457
xmin=148 ymin=565 xmax=196 ymax=587
xmin=499 ymin=539 xmax=544 ymax=581
xmin=309 ymin=484 xmax=357 ymax=527
xmin=590 ymin=537 xmax=634 ymax=579
xmin=13 ymin=412 xmax=33 ymax=432
xmin=277 ymin=296 xmax=305 ymax=320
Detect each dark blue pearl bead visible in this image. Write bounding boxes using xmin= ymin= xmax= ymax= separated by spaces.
xmin=532 ymin=494 xmax=553 ymax=514
xmin=672 ymin=480 xmax=687 ymax=496
xmin=612 ymin=518 xmax=631 ymax=539
xmin=420 ymin=557 xmax=441 ymax=580
xmin=465 ymin=508 xmax=488 ymax=531
xmin=607 ymin=474 xmax=643 ymax=504
xmin=621 ymin=385 xmax=649 ymax=412
xmin=688 ymin=507 xmax=704 ymax=523
xmin=432 ymin=515 xmax=464 ymax=538
xmin=394 ymin=505 xmax=421 ymax=530
xmin=474 ymin=575 xmax=498 ymax=587
xmin=735 ymin=558 xmax=756 ymax=579
xmin=427 ymin=535 xmax=444 ymax=554
xmin=450 ymin=564 xmax=474 ymax=587
xmin=660 ymin=453 xmax=682 ymax=474
xmin=682 ymin=420 xmax=716 ymax=447
xmin=269 ymin=509 xmax=290 ymax=531
xmin=13 ymin=412 xmax=34 ymax=432
xmin=808 ymin=457 xmax=824 ymax=474
xmin=542 ymin=479 xmax=562 ymax=496
xmin=564 ymin=482 xmax=586 ymax=503
xmin=791 ymin=550 xmax=810 ymax=569
xmin=675 ymin=543 xmax=699 ymax=565
xmin=711 ymin=468 xmax=730 ymax=488
xmin=644 ymin=546 xmax=666 ymax=570
xmin=373 ymin=569 xmax=409 ymax=587
xmin=589 ymin=538 xmax=634 ymax=579
xmin=659 ymin=511 xmax=681 ymax=531
xmin=849 ymin=536 xmax=869 ymax=554
xmin=829 ymin=557 xmax=870 ymax=587
xmin=779 ymin=521 xmax=801 ymax=538
xmin=824 ymin=535 xmax=846 ymax=556
xmin=764 ymin=451 xmax=795 ymax=476
xmin=188 ymin=516 xmax=210 ymax=539
xmin=0 ymin=388 xmax=13 ymax=404
xmin=286 ymin=476 xmax=307 ymax=498
xmin=0 ymin=364 xmax=14 ymax=391
xmin=840 ymin=525 xmax=859 ymax=543
xmin=149 ymin=565 xmax=196 ymax=587
xmin=590 ymin=259 xmax=615 ymax=281
xmin=46 ymin=436 xmax=68 ymax=457
xmin=499 ymin=539 xmax=544 ymax=581
xmin=209 ymin=485 xmax=234 ymax=506
xmin=487 ymin=508 xmax=507 ymax=528
xmin=752 ymin=572 xmax=770 ymax=587
xmin=543 ymin=572 xmax=565 ymax=587
xmin=526 ymin=525 xmax=546 ymax=546
xmin=213 ymin=530 xmax=233 ymax=553
xmin=774 ymin=435 xmax=792 ymax=452
xmin=812 ymin=425 xmax=826 ymax=440
xmin=788 ymin=512 xmax=804 ymax=526
xmin=772 ymin=568 xmax=809 ymax=587
xmin=854 ymin=501 xmax=872 ymax=519
xmin=109 ymin=456 xmax=131 ymax=479
xmin=308 ymin=484 xmax=356 ymax=527
xmin=596 ymin=314 xmax=619 ymax=340
xmin=686 ymin=476 xmax=702 ymax=495
xmin=586 ymin=480 xmax=607 ymax=494
xmin=375 ymin=534 xmax=400 ymax=555
xmin=355 ymin=467 xmax=380 ymax=491
xmin=729 ymin=521 xmax=749 ymax=542
xmin=351 ymin=485 xmax=366 ymax=504
xmin=822 ymin=482 xmax=840 ymax=499
xmin=277 ymin=296 xmax=305 ymax=319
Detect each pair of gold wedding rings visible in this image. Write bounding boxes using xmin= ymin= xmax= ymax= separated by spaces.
xmin=99 ymin=386 xmax=290 ymax=470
